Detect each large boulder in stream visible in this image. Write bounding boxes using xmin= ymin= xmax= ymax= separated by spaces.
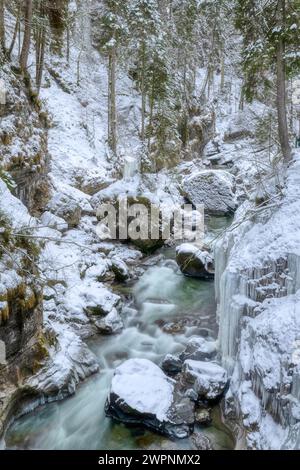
xmin=93 ymin=192 xmax=165 ymax=254
xmin=183 ymin=170 xmax=237 ymax=216
xmin=105 ymin=358 xmax=195 ymax=438
xmin=176 ymin=243 xmax=214 ymax=279
xmin=181 ymin=360 xmax=228 ymax=401
xmin=161 ymin=338 xmax=217 ymax=376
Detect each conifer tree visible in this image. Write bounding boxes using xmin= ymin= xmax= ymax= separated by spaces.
xmin=235 ymin=0 xmax=300 ymax=164
xmin=127 ymin=0 xmax=161 ymax=142
xmin=99 ymin=0 xmax=129 ymax=155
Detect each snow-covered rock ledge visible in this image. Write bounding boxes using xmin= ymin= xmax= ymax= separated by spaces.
xmin=215 ymin=153 xmax=300 ymax=449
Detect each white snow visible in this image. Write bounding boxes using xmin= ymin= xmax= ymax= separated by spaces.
xmin=182 ymin=360 xmax=228 ymax=400
xmin=111 ymin=358 xmax=174 ymax=421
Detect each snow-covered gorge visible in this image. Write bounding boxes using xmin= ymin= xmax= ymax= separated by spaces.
xmin=215 ymin=152 xmax=300 ymax=449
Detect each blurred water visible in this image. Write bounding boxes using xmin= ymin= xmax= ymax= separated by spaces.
xmin=5 ymin=243 xmax=233 ymax=450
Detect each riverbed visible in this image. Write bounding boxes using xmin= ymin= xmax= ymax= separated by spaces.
xmin=5 ymin=217 xmax=234 ymax=450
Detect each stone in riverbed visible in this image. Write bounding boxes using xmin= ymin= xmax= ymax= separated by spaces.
xmin=183 ymin=169 xmax=236 ymax=216
xmin=161 ymin=354 xmax=182 ymax=376
xmin=94 ymin=308 xmax=123 ymax=335
xmin=110 ymin=256 xmax=129 ymax=282
xmin=161 ymin=338 xmax=217 ymax=376
xmin=93 ymin=192 xmax=165 ymax=254
xmin=190 ymin=433 xmax=214 ymax=450
xmin=181 ymin=360 xmax=228 ymax=401
xmin=105 ymin=358 xmax=195 ymax=439
xmin=195 ymin=407 xmax=212 ymax=425
xmin=179 ymin=337 xmax=217 ymax=362
xmin=176 ymin=244 xmax=214 ymax=279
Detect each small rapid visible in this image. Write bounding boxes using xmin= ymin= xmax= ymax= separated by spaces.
xmin=5 ymin=219 xmax=234 ymax=450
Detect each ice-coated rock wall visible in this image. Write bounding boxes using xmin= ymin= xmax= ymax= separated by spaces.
xmin=215 ymin=155 xmax=300 ymax=449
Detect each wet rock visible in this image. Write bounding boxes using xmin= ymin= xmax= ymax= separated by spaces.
xmin=106 ymin=358 xmax=195 ymax=439
xmin=187 ymin=108 xmax=215 ymax=158
xmin=94 ymin=308 xmax=123 ymax=335
xmin=224 ymin=128 xmax=253 ymax=142
xmin=179 ymin=337 xmax=217 ymax=362
xmin=126 ymin=196 xmax=165 ymax=254
xmin=161 ymin=354 xmax=182 ymax=376
xmin=183 ymin=170 xmax=236 ymax=216
xmin=190 ymin=433 xmax=214 ymax=450
xmin=176 ymin=244 xmax=214 ymax=279
xmin=110 ymin=257 xmax=129 ymax=282
xmin=161 ymin=338 xmax=217 ymax=376
xmin=181 ymin=360 xmax=228 ymax=401
xmin=93 ymin=193 xmax=165 ymax=254
xmin=195 ymin=408 xmax=212 ymax=426
xmin=162 ymin=317 xmax=204 ymax=335
xmin=84 ymin=289 xmax=121 ymax=317
xmin=76 ymin=171 xmax=116 ymax=196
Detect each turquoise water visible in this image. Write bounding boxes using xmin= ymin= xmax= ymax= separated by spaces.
xmin=5 ymin=232 xmax=234 ymax=450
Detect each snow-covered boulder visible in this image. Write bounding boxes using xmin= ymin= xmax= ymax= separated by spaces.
xmin=162 ymin=338 xmax=217 ymax=376
xmin=40 ymin=211 xmax=68 ymax=233
xmin=161 ymin=354 xmax=182 ymax=375
xmin=180 ymin=337 xmax=217 ymax=362
xmin=47 ymin=192 xmax=82 ymax=227
xmin=106 ymin=358 xmax=195 ymax=438
xmin=94 ymin=308 xmax=123 ymax=335
xmin=176 ymin=243 xmax=214 ymax=279
xmin=181 ymin=360 xmax=228 ymax=401
xmin=75 ymin=169 xmax=116 ymax=196
xmin=28 ymin=328 xmax=99 ymax=398
xmin=183 ymin=170 xmax=236 ymax=215
xmin=110 ymin=256 xmax=129 ymax=282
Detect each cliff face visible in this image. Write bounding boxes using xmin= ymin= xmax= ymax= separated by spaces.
xmin=0 ymin=64 xmax=50 ymax=214
xmin=0 ymin=58 xmax=54 ymax=430
xmin=215 ymin=154 xmax=300 ymax=449
xmin=0 ymin=178 xmax=45 ymax=436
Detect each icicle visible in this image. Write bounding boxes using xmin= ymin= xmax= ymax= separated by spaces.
xmin=123 ymin=155 xmax=139 ymax=180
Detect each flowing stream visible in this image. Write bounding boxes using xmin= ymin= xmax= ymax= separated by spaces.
xmin=5 ymin=217 xmax=234 ymax=450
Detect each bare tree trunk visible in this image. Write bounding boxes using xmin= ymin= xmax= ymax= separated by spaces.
xmin=148 ymin=75 xmax=155 ymax=156
xmin=20 ymin=0 xmax=33 ymax=72
xmin=66 ymin=23 xmax=70 ymax=64
xmin=276 ymin=0 xmax=291 ymax=164
xmin=0 ymin=0 xmax=5 ymax=57
xmin=8 ymin=3 xmax=21 ymax=58
xmin=108 ymin=45 xmax=117 ymax=154
xmin=141 ymin=42 xmax=146 ymax=142
xmin=220 ymin=49 xmax=225 ymax=92
xmin=239 ymin=86 xmax=245 ymax=111
xmin=107 ymin=55 xmax=111 ymax=148
xmin=35 ymin=2 xmax=46 ymax=93
xmin=18 ymin=15 xmax=21 ymax=58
